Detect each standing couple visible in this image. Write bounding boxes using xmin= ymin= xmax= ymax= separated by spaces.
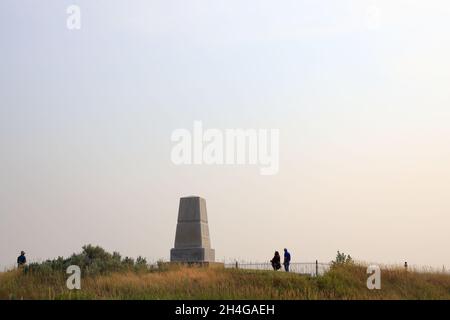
xmin=270 ymin=248 xmax=291 ymax=272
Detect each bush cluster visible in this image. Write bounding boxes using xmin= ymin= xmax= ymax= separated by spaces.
xmin=331 ymin=251 xmax=354 ymax=268
xmin=23 ymin=245 xmax=148 ymax=276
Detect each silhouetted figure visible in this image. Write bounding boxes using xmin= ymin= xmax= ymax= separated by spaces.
xmin=17 ymin=251 xmax=26 ymax=268
xmin=270 ymin=251 xmax=281 ymax=270
xmin=283 ymin=248 xmax=291 ymax=272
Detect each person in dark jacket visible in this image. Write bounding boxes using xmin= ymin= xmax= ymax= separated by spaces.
xmin=270 ymin=251 xmax=281 ymax=270
xmin=283 ymin=248 xmax=291 ymax=272
xmin=17 ymin=251 xmax=26 ymax=268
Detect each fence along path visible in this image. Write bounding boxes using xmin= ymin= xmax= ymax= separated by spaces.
xmin=225 ymin=261 xmax=330 ymax=276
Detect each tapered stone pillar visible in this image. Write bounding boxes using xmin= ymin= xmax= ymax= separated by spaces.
xmin=170 ymin=196 xmax=215 ymax=262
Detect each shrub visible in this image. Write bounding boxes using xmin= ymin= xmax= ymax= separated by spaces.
xmin=23 ymin=245 xmax=149 ymax=276
xmin=331 ymin=251 xmax=353 ymax=267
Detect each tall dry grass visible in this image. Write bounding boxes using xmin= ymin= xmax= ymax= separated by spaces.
xmin=1 ymin=264 xmax=449 ymax=300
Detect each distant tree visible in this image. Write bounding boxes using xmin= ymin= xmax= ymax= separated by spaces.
xmin=136 ymin=256 xmax=147 ymax=266
xmin=112 ymin=251 xmax=122 ymax=262
xmin=122 ymin=257 xmax=135 ymax=267
xmin=331 ymin=251 xmax=353 ymax=267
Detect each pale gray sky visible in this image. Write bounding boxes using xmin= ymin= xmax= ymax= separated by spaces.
xmin=1 ymin=0 xmax=450 ymax=270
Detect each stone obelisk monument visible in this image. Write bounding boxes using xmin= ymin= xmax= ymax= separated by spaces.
xmin=170 ymin=196 xmax=215 ymax=262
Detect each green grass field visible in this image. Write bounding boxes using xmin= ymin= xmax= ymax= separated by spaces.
xmin=1 ymin=263 xmax=450 ymax=300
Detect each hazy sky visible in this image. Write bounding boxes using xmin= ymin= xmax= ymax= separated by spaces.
xmin=1 ymin=0 xmax=450 ymax=271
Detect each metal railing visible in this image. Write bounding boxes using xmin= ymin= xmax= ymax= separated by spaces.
xmin=225 ymin=261 xmax=330 ymax=276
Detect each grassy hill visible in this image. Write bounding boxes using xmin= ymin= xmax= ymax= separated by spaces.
xmin=1 ymin=246 xmax=449 ymax=300
xmin=2 ymin=263 xmax=450 ymax=300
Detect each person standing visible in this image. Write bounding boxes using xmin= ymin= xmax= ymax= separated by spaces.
xmin=270 ymin=251 xmax=281 ymax=270
xmin=283 ymin=248 xmax=291 ymax=272
xmin=17 ymin=251 xmax=26 ymax=268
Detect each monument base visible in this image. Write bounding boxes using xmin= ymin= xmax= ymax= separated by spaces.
xmin=170 ymin=247 xmax=215 ymax=262
xmin=160 ymin=262 xmax=224 ymax=270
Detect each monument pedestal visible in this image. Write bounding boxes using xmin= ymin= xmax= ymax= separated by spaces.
xmin=170 ymin=196 xmax=216 ymax=263
xmin=170 ymin=247 xmax=215 ymax=262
